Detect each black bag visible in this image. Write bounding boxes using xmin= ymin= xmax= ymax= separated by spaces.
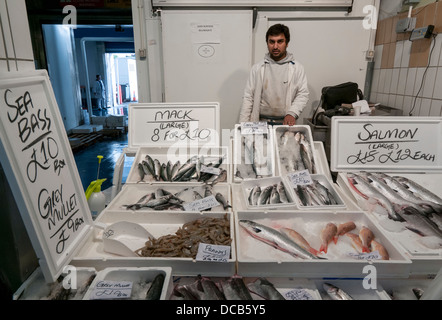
xmin=311 ymin=82 xmax=364 ymax=125
xmin=321 ymin=82 xmax=364 ymax=110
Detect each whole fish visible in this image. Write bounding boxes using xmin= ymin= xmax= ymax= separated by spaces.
xmin=170 ymin=160 xmax=181 ymax=181
xmin=374 ymin=173 xmax=440 ymax=214
xmin=248 ymin=186 xmax=261 ymax=206
xmin=277 ymin=181 xmax=289 ymax=203
xmin=142 ymin=159 xmax=155 ymax=177
xmin=253 ymin=134 xmax=271 ymax=178
xmin=160 ymin=163 xmax=168 ymax=181
xmin=299 ymin=133 xmax=316 ymax=173
xmin=145 ymin=273 xmax=165 ymax=300
xmin=295 ymin=185 xmax=312 ymax=206
xmin=166 ymin=161 xmax=173 ymax=181
xmin=186 ymin=276 xmax=224 ymax=300
xmin=364 ymin=172 xmax=428 ymax=217
xmin=323 ymin=283 xmax=353 ymax=300
xmin=313 ymin=180 xmax=339 ymax=205
xmin=125 ymin=192 xmax=155 ymax=210
xmin=319 ymin=223 xmax=338 ymax=253
xmin=347 ymin=173 xmax=404 ymax=222
xmin=239 ymin=220 xmax=320 ymax=259
xmin=258 ymin=185 xmax=273 ymax=205
xmin=359 ymin=226 xmax=375 ymax=253
xmin=209 ymin=169 xmax=227 ymax=186
xmin=280 ymin=227 xmax=321 ymax=257
xmin=394 ymin=176 xmax=442 ymax=206
xmin=137 ymin=163 xmax=145 ymax=182
xmin=346 ymin=233 xmax=364 ymax=253
xmin=143 ymin=194 xmax=174 ymax=208
xmin=269 ymin=184 xmax=281 ymax=204
xmin=400 ymin=207 xmax=442 ymax=238
xmin=215 ymin=192 xmax=232 ymax=210
xmin=200 ymin=276 xmax=226 ymax=300
xmin=371 ymin=240 xmax=389 ymax=260
xmin=153 ymin=159 xmax=162 ymax=181
xmin=247 ymin=278 xmax=285 ymax=300
xmin=334 ymin=221 xmax=356 ymax=243
xmin=169 ymin=285 xmax=197 ymax=300
xmin=220 ymin=277 xmax=253 ymax=300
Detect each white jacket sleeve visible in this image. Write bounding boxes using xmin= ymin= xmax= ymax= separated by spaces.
xmin=287 ymin=63 xmax=309 ymax=118
xmin=239 ymin=68 xmax=256 ymax=123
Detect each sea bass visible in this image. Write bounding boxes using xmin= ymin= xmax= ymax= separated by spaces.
xmin=239 ymin=220 xmax=320 ymax=259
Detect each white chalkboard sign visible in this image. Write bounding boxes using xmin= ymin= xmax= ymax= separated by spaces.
xmin=330 ymin=117 xmax=442 ymax=173
xmin=128 ymin=102 xmax=220 ymax=149
xmin=0 ymin=71 xmax=92 ymax=282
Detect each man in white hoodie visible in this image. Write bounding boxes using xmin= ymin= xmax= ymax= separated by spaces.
xmin=239 ymin=24 xmax=309 ymax=126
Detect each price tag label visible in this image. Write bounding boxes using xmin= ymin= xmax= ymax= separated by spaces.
xmin=196 ymin=243 xmax=230 ymax=262
xmin=89 ymin=280 xmax=133 ymax=300
xmin=201 ymin=165 xmax=221 ymax=175
xmin=347 ymin=250 xmax=382 ymax=260
xmin=288 ymin=170 xmax=313 ymax=186
xmin=183 ymin=195 xmax=220 ymax=211
xmin=241 ymin=122 xmax=268 ymax=135
xmin=285 ymin=288 xmax=315 ymax=300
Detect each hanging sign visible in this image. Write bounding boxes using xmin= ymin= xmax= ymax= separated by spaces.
xmin=330 ymin=117 xmax=442 ymax=172
xmin=0 ymin=71 xmax=92 ymax=282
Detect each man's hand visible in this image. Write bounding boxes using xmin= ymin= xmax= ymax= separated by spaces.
xmin=283 ymin=114 xmax=296 ymax=126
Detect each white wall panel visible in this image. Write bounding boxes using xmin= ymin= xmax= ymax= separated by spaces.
xmin=161 ymin=10 xmax=252 ymax=130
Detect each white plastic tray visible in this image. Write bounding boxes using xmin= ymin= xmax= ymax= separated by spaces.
xmin=314 ymin=279 xmax=391 ymax=300
xmin=170 ymin=276 xmax=321 ymax=300
xmin=105 ymin=183 xmax=232 ymax=213
xmin=273 ymin=125 xmax=318 ymax=177
xmin=233 ymin=124 xmax=275 ymax=183
xmin=70 ymin=211 xmax=236 ymax=277
xmin=337 ymin=172 xmax=442 ymax=274
xmin=14 ymin=267 xmax=97 ymax=300
xmin=288 ymin=174 xmax=347 ymax=210
xmin=126 ymin=146 xmax=230 ymax=184
xmin=83 ymin=267 xmax=173 ymax=300
xmin=235 ymin=210 xmax=411 ymax=278
xmin=241 ymin=176 xmax=298 ymax=210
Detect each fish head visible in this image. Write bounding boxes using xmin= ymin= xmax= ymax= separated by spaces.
xmin=239 ymin=220 xmax=262 ymax=234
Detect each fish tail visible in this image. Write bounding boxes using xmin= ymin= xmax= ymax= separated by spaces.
xmin=333 ymin=236 xmax=338 ymax=244
xmin=319 ymin=244 xmax=328 ymax=253
xmin=362 ymin=246 xmax=370 ymax=253
xmin=309 ymin=247 xmax=320 ymax=256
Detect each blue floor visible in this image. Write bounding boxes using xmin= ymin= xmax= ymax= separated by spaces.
xmin=73 ymin=132 xmax=130 ymax=192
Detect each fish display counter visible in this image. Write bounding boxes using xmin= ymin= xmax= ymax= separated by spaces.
xmin=331 ymin=116 xmax=442 ymax=275
xmin=234 ymin=210 xmax=411 ymax=278
xmin=69 ymin=211 xmax=236 ymax=277
xmin=14 ymin=266 xmax=173 ymax=300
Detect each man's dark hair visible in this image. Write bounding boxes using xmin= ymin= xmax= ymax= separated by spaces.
xmin=266 ymin=24 xmax=290 ymax=44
